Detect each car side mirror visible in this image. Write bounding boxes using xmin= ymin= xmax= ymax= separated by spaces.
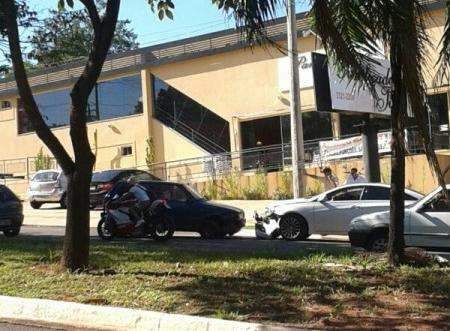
xmin=318 ymin=194 xmax=329 ymax=202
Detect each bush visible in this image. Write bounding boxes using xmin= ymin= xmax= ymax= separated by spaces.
xmin=202 ymin=180 xmax=220 ymax=200
xmin=242 ymin=169 xmax=268 ymax=200
xmin=34 ymin=147 xmax=53 ymax=171
xmin=221 ymin=168 xmax=241 ymax=200
xmin=272 ymin=171 xmax=293 ymax=200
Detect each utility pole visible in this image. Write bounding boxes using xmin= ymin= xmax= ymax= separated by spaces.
xmin=361 ymin=114 xmax=381 ymax=182
xmin=287 ymin=0 xmax=305 ymax=198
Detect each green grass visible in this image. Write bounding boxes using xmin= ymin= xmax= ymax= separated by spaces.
xmin=0 ymin=237 xmax=449 ymax=328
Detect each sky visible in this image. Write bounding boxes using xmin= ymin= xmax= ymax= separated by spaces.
xmin=26 ymin=0 xmax=311 ymax=49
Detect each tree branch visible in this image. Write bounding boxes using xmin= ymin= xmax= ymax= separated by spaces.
xmin=79 ymin=0 xmax=100 ymax=30
xmin=69 ymin=0 xmax=121 ymax=164
xmin=3 ymin=0 xmax=75 ymax=173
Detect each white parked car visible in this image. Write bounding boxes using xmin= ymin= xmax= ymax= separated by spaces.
xmin=255 ymin=183 xmax=423 ymax=240
xmin=28 ymin=170 xmax=68 ymax=209
xmin=349 ymin=185 xmax=450 ymax=251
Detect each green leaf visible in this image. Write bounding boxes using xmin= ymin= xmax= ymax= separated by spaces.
xmin=158 ymin=9 xmax=164 ymax=20
xmin=57 ymin=0 xmax=65 ymax=11
xmin=165 ymin=9 xmax=173 ymax=20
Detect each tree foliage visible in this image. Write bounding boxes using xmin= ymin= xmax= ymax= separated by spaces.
xmin=28 ymin=2 xmax=138 ymax=66
xmin=310 ymin=0 xmax=450 ymax=265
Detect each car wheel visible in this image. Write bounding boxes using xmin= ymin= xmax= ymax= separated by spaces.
xmin=30 ymin=201 xmax=42 ymax=209
xmin=150 ymin=215 xmax=175 ymax=241
xmin=366 ymin=231 xmax=388 ymax=252
xmin=60 ymin=194 xmax=68 ymax=209
xmin=200 ymin=219 xmax=222 ymax=239
xmin=97 ymin=218 xmax=115 ymax=241
xmin=3 ymin=228 xmax=20 ymax=237
xmin=279 ymin=214 xmax=308 ymax=241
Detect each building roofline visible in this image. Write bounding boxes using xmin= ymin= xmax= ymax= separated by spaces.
xmin=0 ymin=0 xmax=446 ymax=97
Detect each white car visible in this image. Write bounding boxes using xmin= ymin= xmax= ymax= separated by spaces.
xmin=28 ymin=170 xmax=68 ymax=209
xmin=255 ymin=183 xmax=423 ymax=240
xmin=349 ymin=185 xmax=450 ymax=251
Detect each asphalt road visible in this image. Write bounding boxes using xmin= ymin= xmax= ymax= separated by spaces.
xmin=15 ymin=225 xmax=450 ymax=259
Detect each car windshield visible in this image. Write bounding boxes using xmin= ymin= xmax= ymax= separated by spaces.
xmin=92 ymin=170 xmax=120 ymax=182
xmin=183 ymin=184 xmax=204 ymax=200
xmin=32 ymin=172 xmax=58 ymax=182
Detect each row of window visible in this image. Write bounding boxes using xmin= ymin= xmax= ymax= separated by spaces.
xmin=17 ymin=75 xmax=143 ymax=134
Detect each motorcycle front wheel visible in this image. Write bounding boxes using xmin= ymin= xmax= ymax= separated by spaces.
xmin=149 ymin=216 xmax=174 ymax=241
xmin=97 ymin=217 xmax=115 ymax=241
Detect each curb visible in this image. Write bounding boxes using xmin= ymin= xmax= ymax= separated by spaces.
xmin=0 ymin=296 xmax=296 ymax=331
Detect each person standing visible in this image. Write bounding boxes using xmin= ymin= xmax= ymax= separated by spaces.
xmin=345 ymin=167 xmax=367 ymax=184
xmin=322 ymin=167 xmax=339 ymax=191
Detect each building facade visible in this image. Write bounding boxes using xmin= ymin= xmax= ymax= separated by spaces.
xmin=0 ymin=2 xmax=448 ymax=185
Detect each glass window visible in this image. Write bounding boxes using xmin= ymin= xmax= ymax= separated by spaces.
xmin=32 ymin=171 xmax=59 ymax=182
xmin=1 ymin=100 xmax=11 ymax=110
xmin=340 ymin=113 xmax=365 ymax=136
xmin=241 ymin=116 xmax=282 ymax=149
xmin=362 ymin=186 xmax=390 ymax=200
xmin=152 ymin=75 xmax=230 ymax=152
xmin=329 ymin=187 xmax=363 ymax=201
xmin=18 ymin=75 xmax=142 ymax=134
xmin=184 ymin=184 xmax=204 ymax=200
xmin=301 ymin=111 xmax=333 ymax=141
xmin=146 ymin=183 xmax=188 ymax=202
xmin=121 ymin=146 xmax=133 ymax=156
xmin=92 ymin=170 xmax=121 ymax=183
xmin=424 ymin=190 xmax=450 ymax=212
xmin=133 ymin=171 xmax=153 ymax=181
xmin=427 ymin=93 xmax=449 ymax=131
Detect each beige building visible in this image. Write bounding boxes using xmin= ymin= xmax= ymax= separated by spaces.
xmin=0 ymin=1 xmax=448 ymax=194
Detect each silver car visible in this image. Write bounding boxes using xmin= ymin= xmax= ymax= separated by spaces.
xmin=28 ymin=170 xmax=68 ymax=209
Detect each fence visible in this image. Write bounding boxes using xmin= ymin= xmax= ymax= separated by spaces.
xmin=145 ymin=127 xmax=450 ymax=184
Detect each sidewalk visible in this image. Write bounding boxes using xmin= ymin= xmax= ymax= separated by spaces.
xmin=0 ymin=296 xmax=301 ymax=331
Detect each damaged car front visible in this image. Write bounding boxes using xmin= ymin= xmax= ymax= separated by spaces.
xmin=255 ymin=197 xmax=313 ymax=239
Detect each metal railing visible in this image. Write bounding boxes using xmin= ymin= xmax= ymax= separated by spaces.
xmin=154 ymin=107 xmax=229 ymax=154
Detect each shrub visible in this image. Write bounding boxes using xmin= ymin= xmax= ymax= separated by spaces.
xmin=273 ymin=171 xmax=293 ymax=200
xmin=202 ymin=179 xmax=220 ymax=200
xmin=221 ymin=168 xmax=241 ymax=200
xmin=242 ymin=169 xmax=268 ymax=200
xmin=306 ymin=179 xmax=323 ymax=197
xmin=145 ymin=137 xmax=156 ymax=171
xmin=34 ymin=147 xmax=53 ymax=171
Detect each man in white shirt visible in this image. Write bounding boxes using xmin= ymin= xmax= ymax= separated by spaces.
xmin=345 ymin=168 xmax=367 ymax=185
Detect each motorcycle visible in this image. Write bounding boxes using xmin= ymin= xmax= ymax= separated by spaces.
xmin=97 ymin=192 xmax=174 ymax=241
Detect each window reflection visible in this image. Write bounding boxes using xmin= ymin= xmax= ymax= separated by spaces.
xmin=18 ymin=75 xmax=142 ymax=134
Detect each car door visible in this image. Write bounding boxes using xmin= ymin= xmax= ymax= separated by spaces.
xmin=408 ymin=190 xmax=450 ymax=248
xmin=358 ymin=186 xmax=391 ymax=215
xmin=153 ymin=183 xmax=194 ymax=231
xmin=314 ymin=186 xmax=364 ymax=235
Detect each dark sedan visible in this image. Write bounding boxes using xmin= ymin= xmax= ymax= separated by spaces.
xmin=90 ymin=169 xmax=159 ymax=208
xmin=0 ymin=185 xmax=23 ymax=237
xmin=139 ymin=181 xmax=246 ymax=238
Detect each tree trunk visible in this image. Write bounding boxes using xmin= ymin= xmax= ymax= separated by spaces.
xmin=388 ymin=40 xmax=407 ymax=266
xmin=62 ymin=165 xmax=93 ymax=271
